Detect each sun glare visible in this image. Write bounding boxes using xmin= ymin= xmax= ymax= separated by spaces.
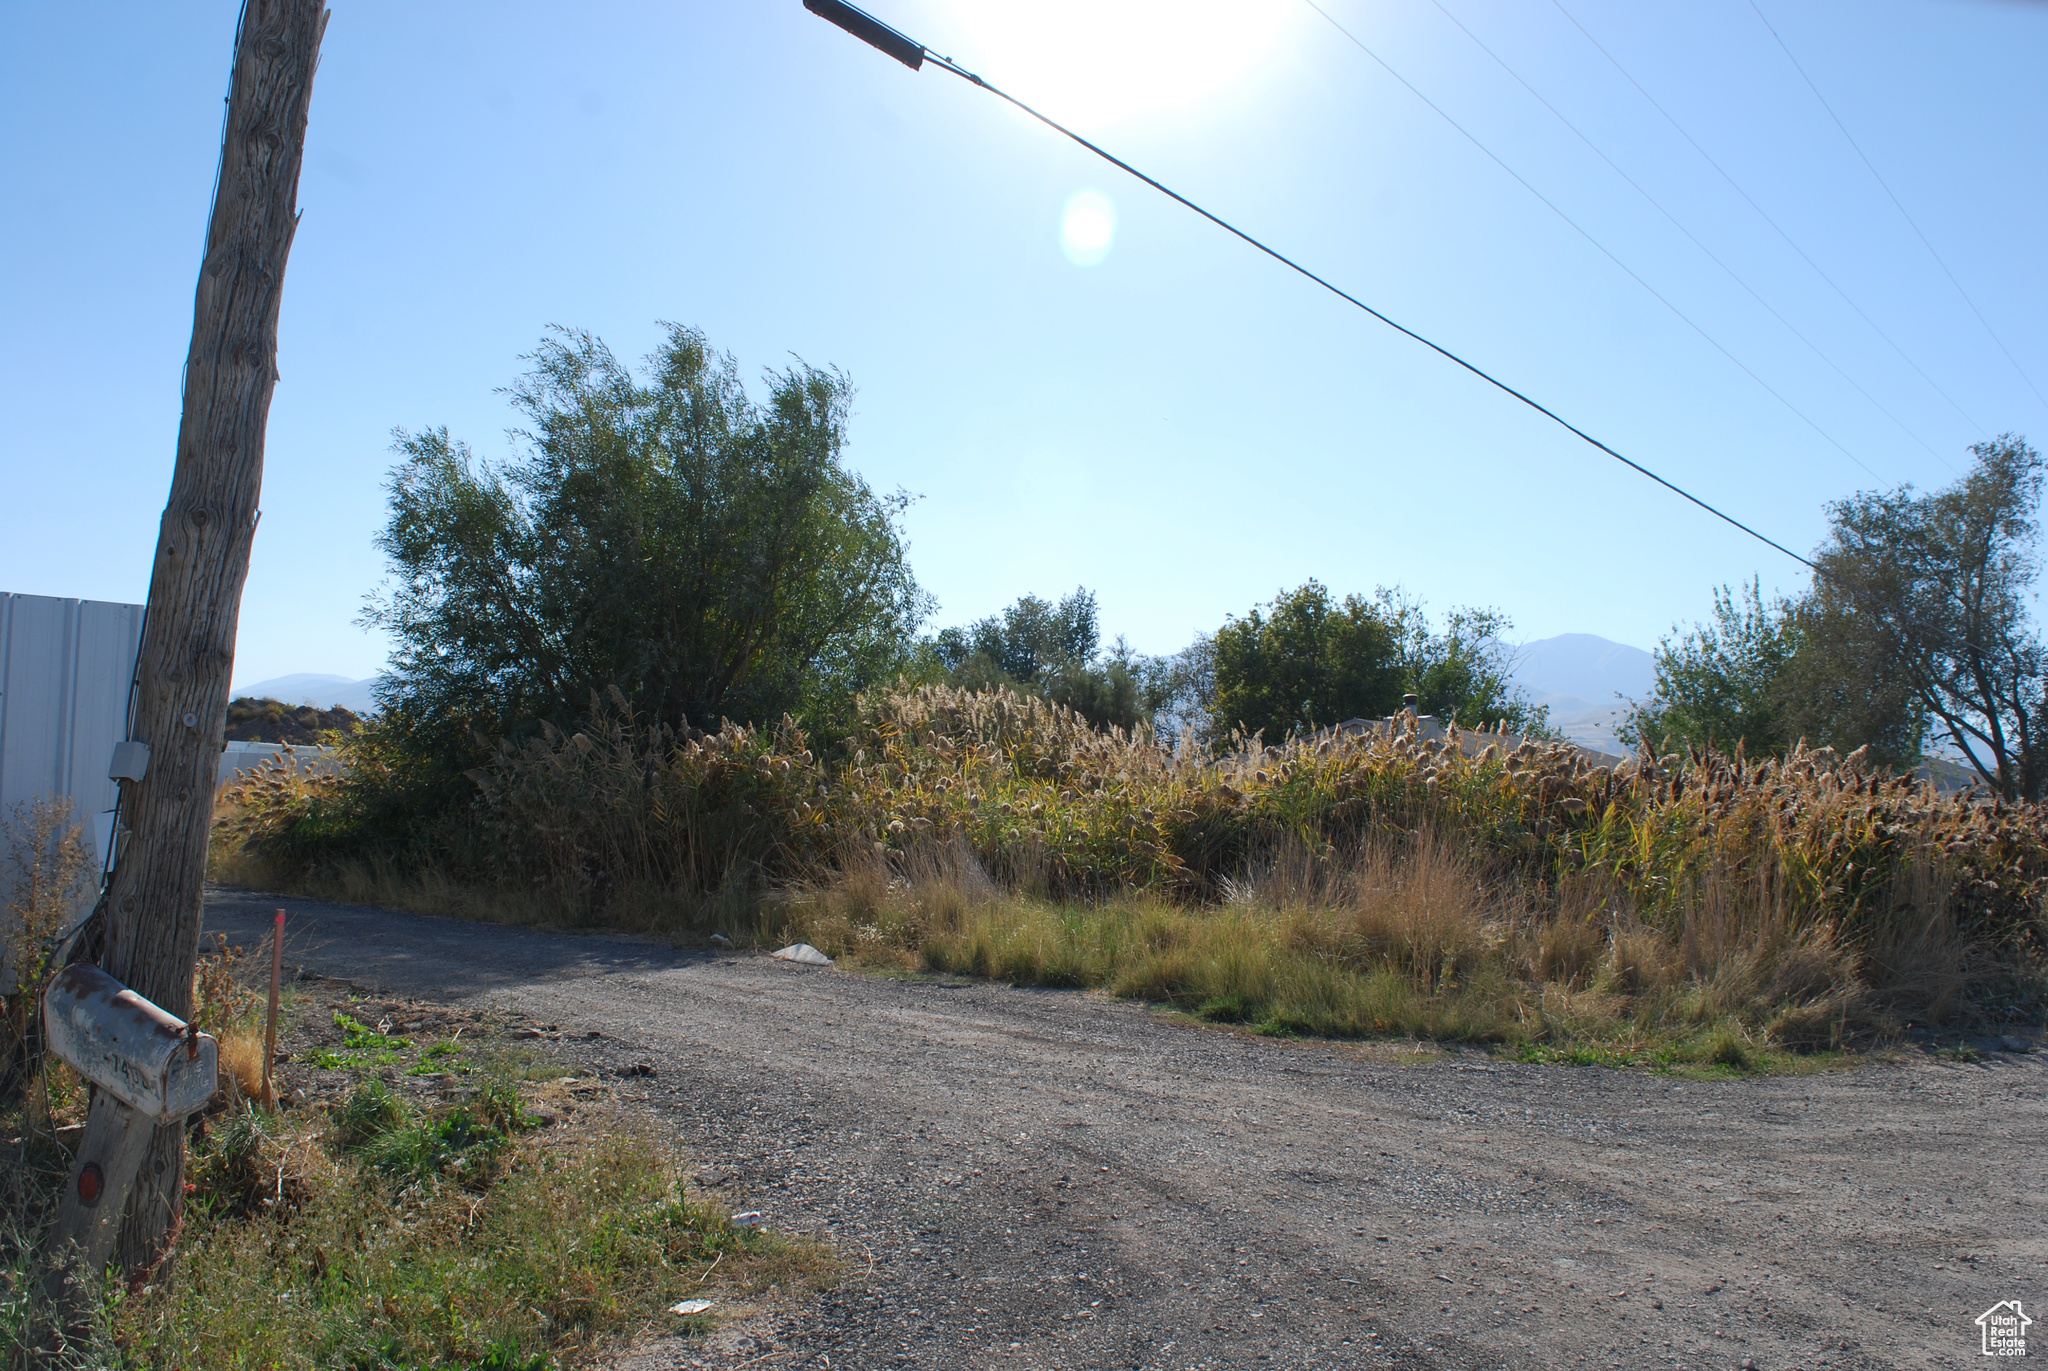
xmin=935 ymin=0 xmax=1292 ymax=128
xmin=1060 ymin=190 xmax=1117 ymax=266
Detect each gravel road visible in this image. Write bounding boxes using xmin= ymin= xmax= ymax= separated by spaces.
xmin=206 ymin=888 xmax=2046 ymax=1370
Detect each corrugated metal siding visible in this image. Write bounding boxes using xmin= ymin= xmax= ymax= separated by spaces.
xmin=0 ymin=591 xmax=146 ymax=868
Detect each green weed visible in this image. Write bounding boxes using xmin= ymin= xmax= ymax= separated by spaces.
xmin=119 ymin=1080 xmax=832 ymax=1369
xmin=1514 ymin=1042 xmax=1639 ymax=1069
xmin=335 ymin=1011 xmax=412 ymax=1050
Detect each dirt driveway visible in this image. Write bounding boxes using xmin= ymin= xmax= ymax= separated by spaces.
xmin=205 ymin=888 xmax=2046 ymax=1370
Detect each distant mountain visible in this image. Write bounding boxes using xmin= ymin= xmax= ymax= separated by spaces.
xmin=1513 ymin=634 xmax=1656 ymax=703
xmin=233 ymin=672 xmax=383 ymax=714
xmin=1510 ymin=634 xmax=1656 ymax=757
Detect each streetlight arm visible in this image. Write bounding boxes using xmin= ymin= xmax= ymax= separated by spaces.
xmin=802 ymin=0 xmax=923 ymax=71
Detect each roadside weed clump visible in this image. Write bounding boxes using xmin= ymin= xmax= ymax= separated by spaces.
xmin=335 ymin=1077 xmax=529 ymax=1187
xmin=330 ymin=1076 xmax=409 ymax=1146
xmin=0 ymin=1057 xmax=125 ymax=1370
xmin=306 ymin=1010 xmax=412 ymax=1072
xmin=407 ymin=1037 xmax=474 ymax=1076
xmin=120 ymin=1077 xmax=826 ymax=1370
xmin=1696 ymin=1021 xmax=1757 ymax=1070
xmin=189 ymin=934 xmax=281 ymax=1106
xmin=333 ymin=1011 xmax=411 ymax=1051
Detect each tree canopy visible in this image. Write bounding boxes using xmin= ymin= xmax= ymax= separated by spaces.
xmin=932 ymin=588 xmax=1151 ymax=731
xmin=936 ymin=589 xmax=1101 ymax=686
xmin=1629 ymin=436 xmax=2045 ymax=788
xmin=1624 ymin=578 xmax=1928 ymax=772
xmin=1624 ymin=581 xmax=1804 ymax=759
xmin=366 ymin=323 xmax=930 ymax=746
xmin=1813 ymin=434 xmax=2042 ymax=794
xmin=1207 ymin=582 xmax=1550 ymax=743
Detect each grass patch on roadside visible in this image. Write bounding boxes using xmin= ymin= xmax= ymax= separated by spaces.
xmin=4 ymin=965 xmax=831 ymax=1370
xmin=1510 ymin=1028 xmax=1853 ymax=1077
xmin=771 ymin=838 xmax=1944 ymax=1071
xmin=115 ymin=1078 xmax=831 ymax=1370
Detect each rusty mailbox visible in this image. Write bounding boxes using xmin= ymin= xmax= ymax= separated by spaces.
xmin=43 ymin=963 xmax=218 ymax=1123
xmin=41 ymin=963 xmax=220 ymax=1275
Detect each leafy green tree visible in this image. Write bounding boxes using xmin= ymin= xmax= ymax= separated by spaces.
xmin=1622 ymin=580 xmax=1925 ymax=768
xmin=1145 ymin=632 xmax=1217 ymax=747
xmin=1378 ymin=592 xmax=1553 ymax=735
xmin=936 ymin=589 xmax=1099 ymax=683
xmin=933 ymin=588 xmax=1151 ymax=731
xmin=1810 ymin=434 xmax=2038 ymax=793
xmin=1208 ymin=582 xmax=1404 ymax=742
xmin=1205 ymin=582 xmax=1548 ymax=742
xmin=1628 ymin=439 xmax=2043 ymax=781
xmin=366 ymin=323 xmax=930 ymax=753
xmin=1775 ymin=591 xmax=1925 ymax=770
xmin=1624 ymin=581 xmax=1799 ymax=757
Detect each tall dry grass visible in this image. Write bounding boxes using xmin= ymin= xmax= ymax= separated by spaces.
xmin=189 ymin=934 xmax=278 ymax=1107
xmin=214 ymin=684 xmax=2048 ymax=1048
xmin=771 ymin=828 xmax=1944 ymax=1052
xmin=2 ymin=797 xmax=96 ymax=1107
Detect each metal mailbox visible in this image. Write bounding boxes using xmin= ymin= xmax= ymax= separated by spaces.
xmin=43 ymin=963 xmax=217 ymax=1124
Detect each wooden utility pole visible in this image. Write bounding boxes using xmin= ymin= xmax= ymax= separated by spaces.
xmin=98 ymin=0 xmax=327 ymax=1275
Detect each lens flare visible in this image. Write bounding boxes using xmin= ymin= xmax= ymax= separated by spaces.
xmin=1060 ymin=190 xmax=1117 ymax=266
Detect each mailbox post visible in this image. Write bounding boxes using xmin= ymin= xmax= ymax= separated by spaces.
xmin=41 ymin=964 xmax=218 ymax=1275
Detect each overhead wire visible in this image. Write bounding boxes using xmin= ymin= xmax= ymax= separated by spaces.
xmin=1551 ymin=0 xmax=1989 ymax=443
xmin=1300 ymin=0 xmax=1882 ymax=483
xmin=1747 ymin=0 xmax=2048 ymax=417
xmin=798 ymin=0 xmax=2048 ymax=694
xmin=1427 ymin=0 xmax=1949 ymax=474
xmin=799 ymin=2 xmax=1817 ymax=569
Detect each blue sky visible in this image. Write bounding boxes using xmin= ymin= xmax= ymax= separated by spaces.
xmin=3 ymin=1 xmax=2043 ymax=686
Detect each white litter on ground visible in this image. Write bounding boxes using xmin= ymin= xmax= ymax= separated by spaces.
xmin=668 ymin=1298 xmax=715 ymax=1316
xmin=770 ymin=943 xmax=833 ymax=965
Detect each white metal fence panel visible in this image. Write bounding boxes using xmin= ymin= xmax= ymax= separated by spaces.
xmin=0 ymin=592 xmax=145 ymax=985
xmin=0 ymin=591 xmax=146 ymax=858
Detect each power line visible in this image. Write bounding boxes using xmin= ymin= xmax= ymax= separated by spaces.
xmin=1748 ymin=0 xmax=2048 ymax=416
xmin=799 ymin=0 xmax=1816 ymax=570
xmin=1552 ymin=0 xmax=1988 ymax=444
xmin=1429 ymin=0 xmax=1949 ymax=473
xmin=1301 ymin=0 xmax=1881 ymax=483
